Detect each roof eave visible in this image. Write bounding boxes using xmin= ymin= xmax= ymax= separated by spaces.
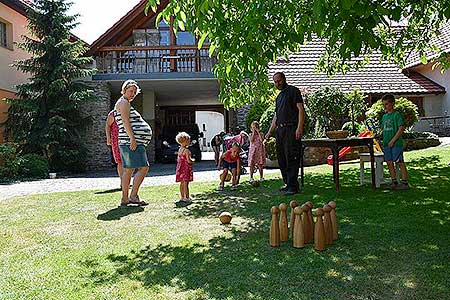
xmin=86 ymin=0 xmax=169 ymax=56
xmin=1 ymin=0 xmax=30 ymax=16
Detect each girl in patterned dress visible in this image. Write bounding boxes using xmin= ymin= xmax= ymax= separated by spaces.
xmin=105 ymin=110 xmax=123 ymax=188
xmin=175 ymin=132 xmax=194 ymax=203
xmin=248 ymin=121 xmax=266 ymax=182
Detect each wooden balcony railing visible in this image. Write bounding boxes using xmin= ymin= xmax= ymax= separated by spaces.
xmin=95 ymin=46 xmax=217 ymax=74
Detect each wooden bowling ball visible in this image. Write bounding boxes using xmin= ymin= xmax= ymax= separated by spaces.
xmin=219 ymin=212 xmax=232 ymax=224
xmin=252 ymin=180 xmax=260 ymax=187
xmin=219 ymin=173 xmax=232 ymax=182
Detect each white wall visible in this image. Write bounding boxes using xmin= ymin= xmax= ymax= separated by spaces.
xmin=410 ymin=64 xmax=450 ymax=132
xmin=195 ymin=111 xmax=224 ymax=151
xmin=142 ymin=89 xmax=155 ymax=120
xmin=412 ymin=64 xmax=450 ymax=115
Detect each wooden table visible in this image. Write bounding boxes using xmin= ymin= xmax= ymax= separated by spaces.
xmin=300 ymin=137 xmax=376 ymax=192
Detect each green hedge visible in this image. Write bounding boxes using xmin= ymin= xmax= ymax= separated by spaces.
xmin=0 ymin=142 xmax=19 ymax=182
xmin=366 ymin=97 xmax=419 ymax=128
xmin=246 ymin=98 xmax=271 ymax=131
xmin=259 ymin=104 xmax=276 ymax=134
xmin=18 ymin=154 xmax=49 ymax=179
xmin=264 ymin=137 xmax=277 ymax=160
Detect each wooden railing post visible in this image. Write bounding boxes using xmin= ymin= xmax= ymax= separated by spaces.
xmin=97 ymin=45 xmax=215 ymax=74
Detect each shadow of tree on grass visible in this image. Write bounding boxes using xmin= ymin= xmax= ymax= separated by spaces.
xmin=87 ymin=156 xmax=450 ymax=299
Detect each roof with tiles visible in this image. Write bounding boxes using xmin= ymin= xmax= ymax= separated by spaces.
xmin=268 ymin=39 xmax=445 ymax=95
xmin=404 ymin=21 xmax=450 ymax=69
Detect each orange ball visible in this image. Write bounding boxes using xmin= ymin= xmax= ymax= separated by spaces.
xmin=219 ymin=212 xmax=232 ymax=224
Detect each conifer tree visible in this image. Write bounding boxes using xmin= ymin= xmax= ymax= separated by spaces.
xmin=5 ymin=0 xmax=95 ymax=172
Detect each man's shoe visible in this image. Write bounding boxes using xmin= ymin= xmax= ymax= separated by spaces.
xmin=284 ymin=189 xmax=298 ymax=196
xmin=279 ymin=186 xmax=289 ymax=192
xmin=385 ymin=182 xmax=398 ymax=190
xmin=394 ymin=183 xmax=410 ymax=190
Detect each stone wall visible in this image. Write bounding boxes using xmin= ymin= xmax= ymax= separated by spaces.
xmin=79 ymin=81 xmax=112 ymax=170
xmin=304 ymin=146 xmax=369 ymax=166
xmin=236 ymin=104 xmax=252 ymax=131
xmin=268 ymin=137 xmax=441 ymax=168
xmin=404 ymin=138 xmax=441 ymax=150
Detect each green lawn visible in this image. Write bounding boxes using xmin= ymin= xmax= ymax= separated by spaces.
xmin=1 ymin=147 xmax=449 ymax=300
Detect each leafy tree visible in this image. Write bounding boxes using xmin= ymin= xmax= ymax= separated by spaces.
xmin=346 ymin=88 xmax=367 ymax=135
xmin=245 ymin=91 xmax=277 ymax=130
xmin=147 ymin=0 xmax=450 ymax=107
xmin=307 ymin=86 xmax=347 ymax=132
xmin=4 ymin=0 xmax=95 ymax=172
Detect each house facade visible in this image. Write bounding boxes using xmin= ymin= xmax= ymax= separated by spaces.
xmin=403 ymin=21 xmax=450 ymax=134
xmin=269 ymin=28 xmax=450 ymax=135
xmin=0 ymin=0 xmax=30 ymax=142
xmin=84 ymin=0 xmax=235 ymax=169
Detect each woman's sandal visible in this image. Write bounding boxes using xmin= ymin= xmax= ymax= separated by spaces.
xmin=129 ymin=195 xmax=148 ymax=206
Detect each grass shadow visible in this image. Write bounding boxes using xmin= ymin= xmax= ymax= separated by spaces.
xmin=94 ymin=188 xmax=122 ymax=194
xmin=86 ymin=154 xmax=450 ymax=299
xmin=97 ymin=206 xmax=145 ymax=221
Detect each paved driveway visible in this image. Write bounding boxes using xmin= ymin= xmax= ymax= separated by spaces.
xmin=0 ymin=160 xmax=280 ymax=201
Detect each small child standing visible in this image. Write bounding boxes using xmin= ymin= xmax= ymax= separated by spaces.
xmin=248 ymin=121 xmax=266 ymax=182
xmin=175 ymin=132 xmax=194 ymax=202
xmin=105 ymin=110 xmax=123 ymax=188
xmin=218 ymin=142 xmax=241 ymax=190
xmin=381 ymin=94 xmax=410 ymax=190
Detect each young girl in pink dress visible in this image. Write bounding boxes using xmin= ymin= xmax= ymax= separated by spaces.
xmin=248 ymin=121 xmax=266 ymax=182
xmin=105 ymin=110 xmax=123 ymax=188
xmin=175 ymin=132 xmax=194 ymax=203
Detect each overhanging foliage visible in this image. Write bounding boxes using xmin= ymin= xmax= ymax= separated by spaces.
xmin=147 ymin=0 xmax=450 ymax=107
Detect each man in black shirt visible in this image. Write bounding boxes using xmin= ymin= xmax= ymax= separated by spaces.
xmin=265 ymin=72 xmax=305 ymax=195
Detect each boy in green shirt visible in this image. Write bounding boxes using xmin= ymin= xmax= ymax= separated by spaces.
xmin=381 ymin=94 xmax=409 ymax=190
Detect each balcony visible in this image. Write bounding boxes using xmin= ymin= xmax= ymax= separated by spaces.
xmin=95 ymin=46 xmax=217 ymax=76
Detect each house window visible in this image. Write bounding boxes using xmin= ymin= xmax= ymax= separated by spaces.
xmin=158 ymin=20 xmax=170 ymax=46
xmin=407 ymin=97 xmax=425 ymax=117
xmin=176 ymin=31 xmax=196 ymax=45
xmin=159 ymin=31 xmax=170 ymax=46
xmin=0 ymin=21 xmax=7 ymax=48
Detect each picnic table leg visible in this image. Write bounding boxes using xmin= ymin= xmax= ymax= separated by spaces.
xmin=369 ymin=141 xmax=376 ymax=190
xmin=332 ymin=146 xmax=340 ymax=192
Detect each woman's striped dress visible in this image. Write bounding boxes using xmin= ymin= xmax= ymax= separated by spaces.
xmin=114 ymin=99 xmax=152 ymax=146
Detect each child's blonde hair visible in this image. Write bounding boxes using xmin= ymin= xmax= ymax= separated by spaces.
xmin=121 ymin=79 xmax=141 ymax=95
xmin=251 ymin=121 xmax=260 ymax=129
xmin=176 ymin=132 xmax=191 ymax=145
